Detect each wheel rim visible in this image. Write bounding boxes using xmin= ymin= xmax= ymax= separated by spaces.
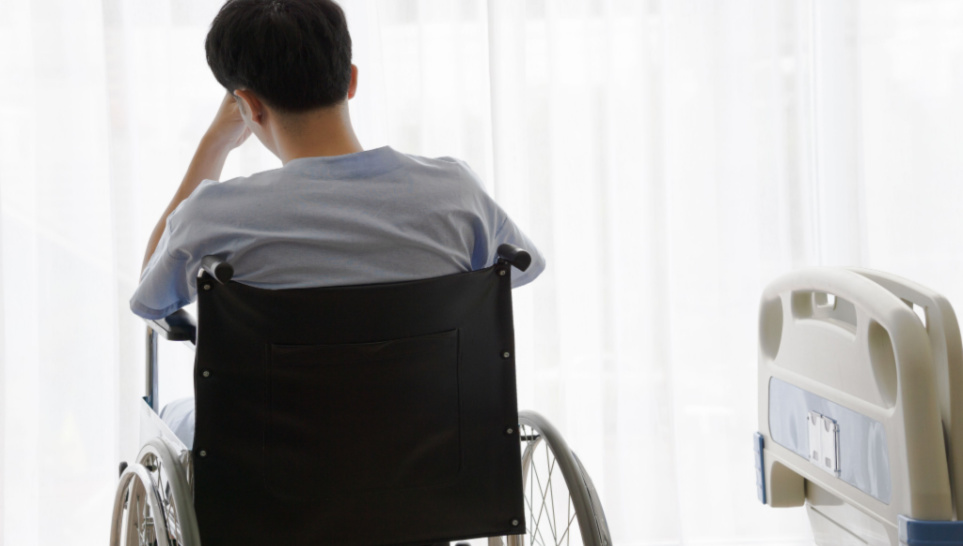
xmin=134 ymin=437 xmax=200 ymax=546
xmin=110 ymin=465 xmax=171 ymax=546
xmin=140 ymin=451 xmax=182 ymax=545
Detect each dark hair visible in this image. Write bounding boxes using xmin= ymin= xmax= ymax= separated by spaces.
xmin=205 ymin=0 xmax=352 ymax=112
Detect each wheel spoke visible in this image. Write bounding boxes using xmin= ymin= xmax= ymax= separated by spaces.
xmin=530 ymin=454 xmax=549 ymax=539
xmin=555 ymin=510 xmax=577 ymax=546
xmin=527 ymin=425 xmax=583 ymax=546
xmin=566 ymin=491 xmax=572 ymax=546
xmin=164 ymin=480 xmax=180 ymax=543
xmin=529 ymin=451 xmax=552 ymax=546
xmin=545 ymin=447 xmax=558 ymax=544
xmin=527 ymin=426 xmax=537 ymax=546
xmin=518 ymin=420 xmax=587 ymax=546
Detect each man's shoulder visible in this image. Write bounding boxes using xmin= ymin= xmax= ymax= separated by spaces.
xmin=169 ymin=168 xmax=283 ymax=226
xmin=394 ymin=150 xmax=468 ymax=172
xmin=391 ymin=150 xmax=488 ymax=191
xmin=214 ymin=166 xmax=286 ymax=190
xmin=185 ymin=167 xmax=285 ymax=203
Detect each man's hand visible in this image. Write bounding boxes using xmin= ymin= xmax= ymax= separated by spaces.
xmin=205 ymin=92 xmax=252 ymax=151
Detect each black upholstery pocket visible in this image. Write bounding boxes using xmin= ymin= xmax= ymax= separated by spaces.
xmin=265 ymin=330 xmax=460 ymax=501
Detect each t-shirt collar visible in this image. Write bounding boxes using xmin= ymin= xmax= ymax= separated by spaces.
xmin=282 ymin=146 xmax=401 ymax=179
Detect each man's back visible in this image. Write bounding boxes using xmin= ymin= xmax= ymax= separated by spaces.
xmin=131 ymin=146 xmax=544 ymax=320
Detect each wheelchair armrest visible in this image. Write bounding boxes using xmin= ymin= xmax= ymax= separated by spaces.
xmin=147 ymin=309 xmax=197 ymax=344
xmin=496 ymin=243 xmax=532 ymax=272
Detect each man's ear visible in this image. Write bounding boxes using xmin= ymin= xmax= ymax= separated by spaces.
xmin=233 ymin=89 xmax=265 ymax=125
xmin=347 ymin=65 xmax=358 ymax=100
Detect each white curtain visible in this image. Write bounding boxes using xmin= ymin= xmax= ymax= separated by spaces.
xmin=3 ymin=0 xmax=962 ymax=544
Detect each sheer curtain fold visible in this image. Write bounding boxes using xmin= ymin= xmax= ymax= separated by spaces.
xmin=4 ymin=0 xmax=962 ymax=544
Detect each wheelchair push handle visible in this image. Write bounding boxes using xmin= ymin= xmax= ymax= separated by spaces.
xmin=143 ymin=255 xmax=230 ymax=348
xmin=496 ymin=243 xmax=532 ymax=272
xmin=201 ymin=255 xmax=234 ymax=284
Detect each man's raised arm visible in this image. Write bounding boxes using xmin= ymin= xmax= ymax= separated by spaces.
xmin=141 ymin=92 xmax=251 ymax=271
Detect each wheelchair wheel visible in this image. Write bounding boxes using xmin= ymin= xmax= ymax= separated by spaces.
xmin=496 ymin=410 xmax=612 ymax=546
xmin=110 ymin=438 xmax=199 ymax=546
xmin=111 ymin=462 xmax=171 ymax=546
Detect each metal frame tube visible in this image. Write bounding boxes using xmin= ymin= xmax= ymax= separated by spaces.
xmin=146 ymin=327 xmax=158 ymax=410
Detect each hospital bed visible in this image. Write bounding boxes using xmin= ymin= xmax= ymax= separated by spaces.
xmin=757 ymin=267 xmax=963 ymax=545
xmin=109 ymin=245 xmax=611 ymax=546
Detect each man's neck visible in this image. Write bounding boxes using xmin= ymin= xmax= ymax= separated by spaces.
xmin=272 ymin=103 xmax=364 ymax=164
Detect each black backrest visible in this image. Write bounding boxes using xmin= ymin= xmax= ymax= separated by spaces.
xmin=191 ymin=264 xmax=525 ymax=545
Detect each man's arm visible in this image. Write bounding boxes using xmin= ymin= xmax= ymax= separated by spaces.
xmin=141 ymin=92 xmax=251 ymax=271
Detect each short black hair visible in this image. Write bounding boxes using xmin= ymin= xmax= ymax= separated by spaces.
xmin=206 ymin=0 xmax=352 ymax=112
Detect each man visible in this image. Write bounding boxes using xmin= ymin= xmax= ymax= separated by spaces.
xmin=130 ymin=0 xmax=544 ymax=446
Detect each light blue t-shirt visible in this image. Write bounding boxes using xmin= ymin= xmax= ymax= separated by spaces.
xmin=131 ymin=146 xmax=545 ymax=319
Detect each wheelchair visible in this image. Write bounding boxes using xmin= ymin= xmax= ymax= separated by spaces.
xmin=756 ymin=268 xmax=963 ymax=545
xmin=110 ymin=245 xmax=611 ymax=546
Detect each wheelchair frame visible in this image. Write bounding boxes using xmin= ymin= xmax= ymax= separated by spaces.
xmin=112 ymin=247 xmax=611 ymax=546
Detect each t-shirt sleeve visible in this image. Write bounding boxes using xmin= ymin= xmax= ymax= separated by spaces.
xmin=457 ymin=162 xmax=546 ymax=288
xmin=129 ymin=181 xmax=217 ymax=319
xmin=129 ymin=217 xmax=196 ymax=320
xmin=490 ymin=213 xmax=546 ymax=288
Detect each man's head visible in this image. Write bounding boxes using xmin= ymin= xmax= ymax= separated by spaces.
xmin=206 ymin=0 xmax=353 ymax=113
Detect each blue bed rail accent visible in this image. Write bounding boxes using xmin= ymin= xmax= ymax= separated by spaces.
xmin=754 ymin=432 xmax=766 ymax=505
xmin=899 ymin=515 xmax=963 ymax=545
